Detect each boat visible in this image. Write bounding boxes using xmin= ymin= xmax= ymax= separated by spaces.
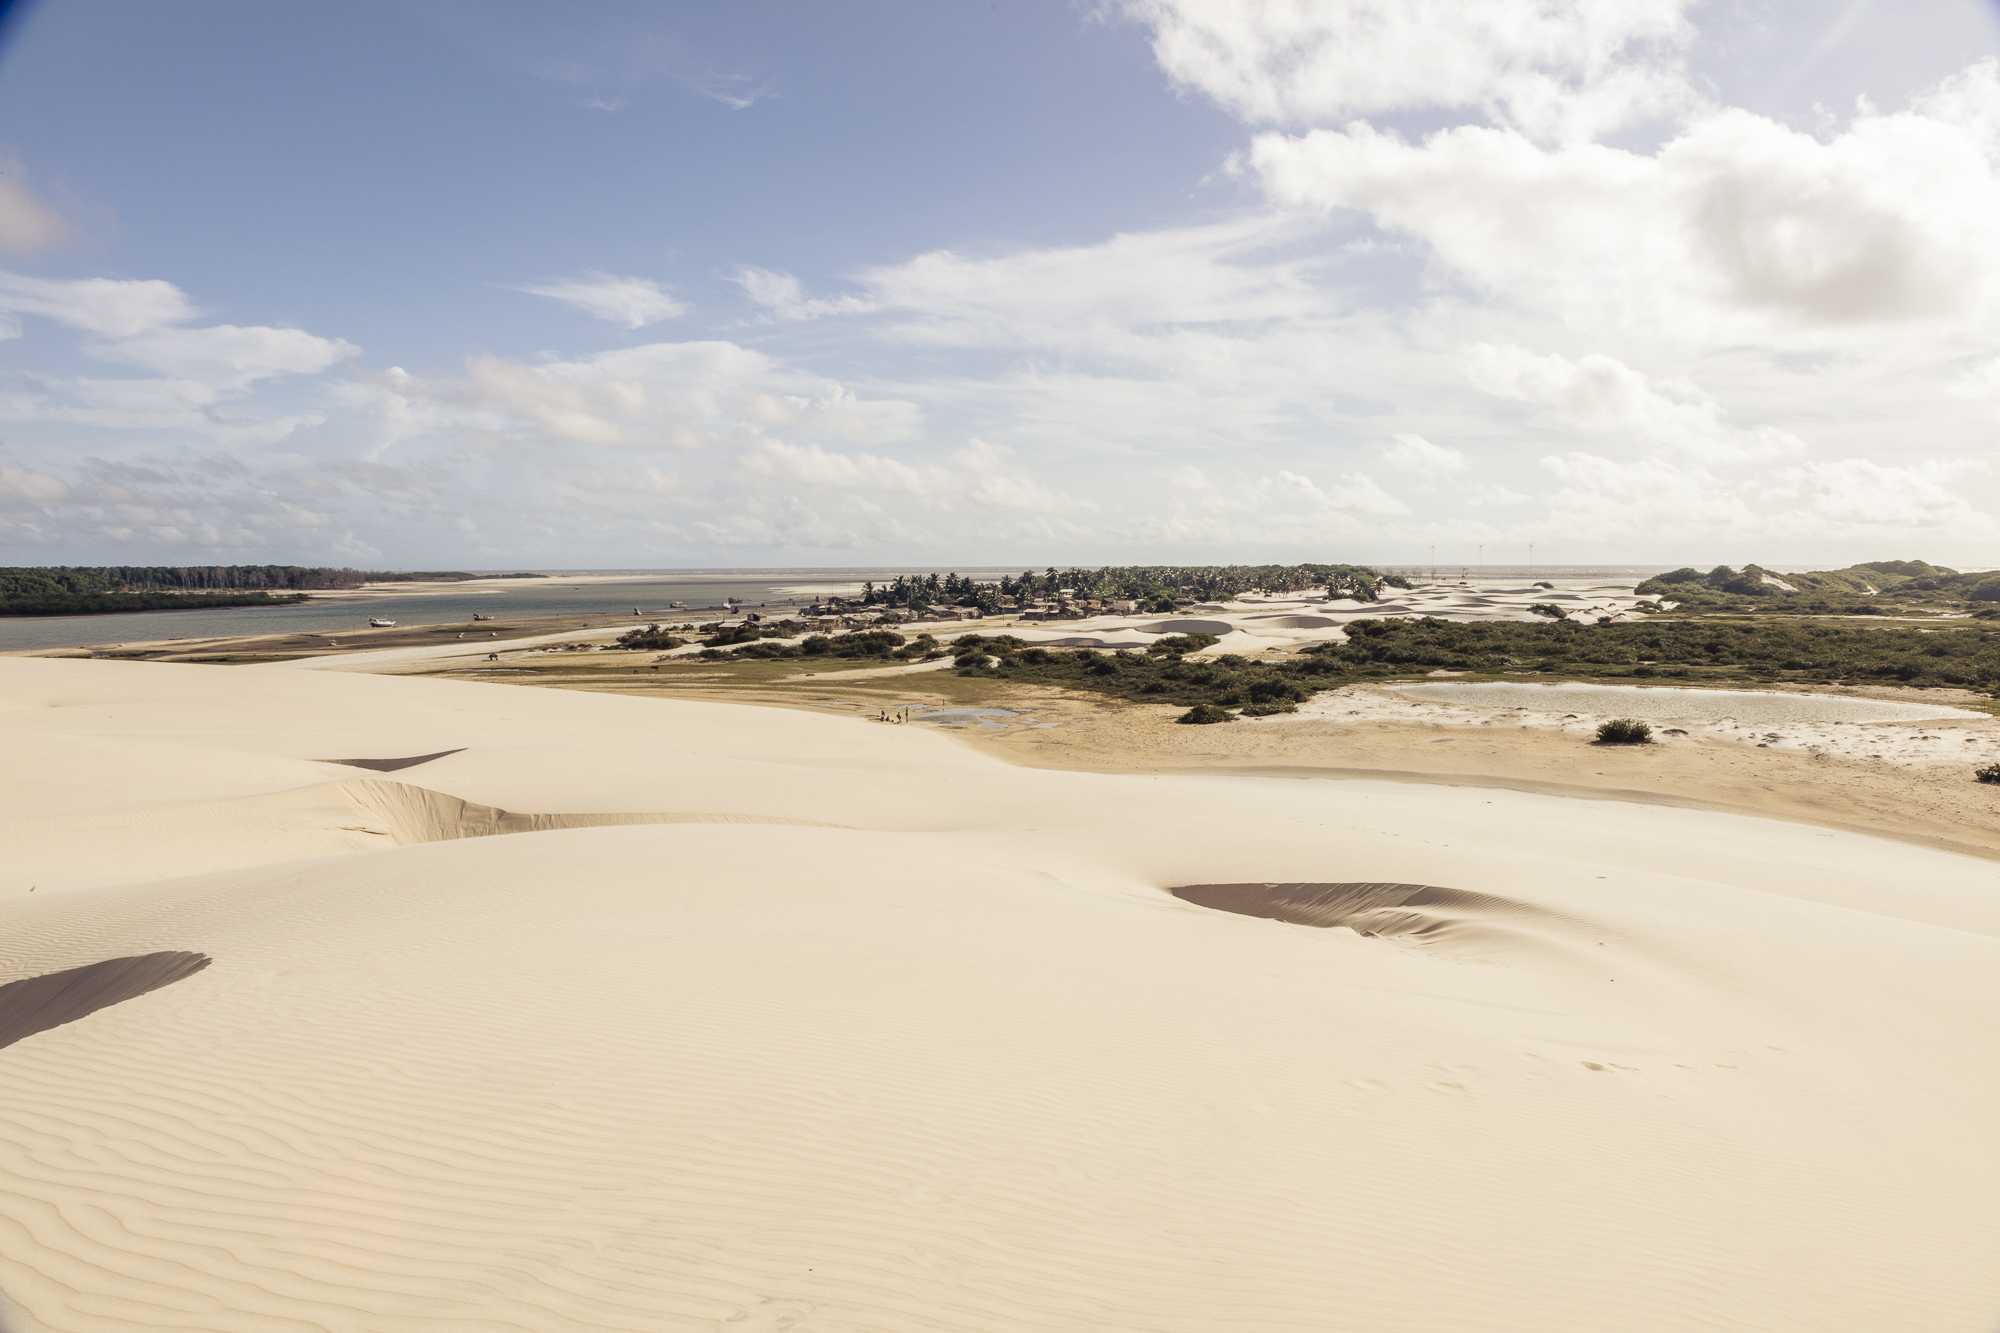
xmin=369 ymin=618 xmax=396 ymax=628
xmin=471 ymin=614 xmax=494 ymax=621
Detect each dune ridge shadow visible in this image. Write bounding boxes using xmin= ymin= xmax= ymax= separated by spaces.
xmin=0 ymin=952 xmax=211 ymax=1052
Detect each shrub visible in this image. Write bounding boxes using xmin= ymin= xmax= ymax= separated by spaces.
xmin=1529 ymin=602 xmax=1567 ymax=618
xmin=1595 ymin=718 xmax=1653 ymax=745
xmin=1239 ymin=701 xmax=1297 ymax=716
xmin=1148 ymin=633 xmax=1222 ymax=654
xmin=616 ymin=623 xmax=686 ymax=650
xmin=1976 ymin=763 xmax=2000 ymax=784
xmin=1178 ymin=703 xmax=1235 ymax=724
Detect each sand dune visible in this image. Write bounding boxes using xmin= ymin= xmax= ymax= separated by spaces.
xmin=2 ymin=657 xmax=1998 ymax=1331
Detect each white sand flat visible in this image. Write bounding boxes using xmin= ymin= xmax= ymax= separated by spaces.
xmin=1 ymin=657 xmax=1996 ymax=1333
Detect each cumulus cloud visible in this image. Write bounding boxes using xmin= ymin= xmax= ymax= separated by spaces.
xmin=1118 ymin=0 xmax=1696 ymax=141
xmin=1469 ymin=343 xmax=1803 ymax=463
xmin=1251 ymin=61 xmax=2000 ymax=342
xmin=517 ymin=273 xmax=687 ymax=328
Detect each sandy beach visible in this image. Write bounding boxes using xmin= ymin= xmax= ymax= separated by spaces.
xmin=2 ymin=654 xmax=1998 ymax=1332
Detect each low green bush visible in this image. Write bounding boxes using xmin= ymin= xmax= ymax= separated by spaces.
xmin=1148 ymin=633 xmax=1222 ymax=654
xmin=1976 ymin=763 xmax=2000 ymax=784
xmin=1178 ymin=703 xmax=1235 ymax=724
xmin=1595 ymin=718 xmax=1653 ymax=745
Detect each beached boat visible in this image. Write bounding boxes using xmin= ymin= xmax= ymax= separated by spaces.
xmin=368 ymin=618 xmax=396 ymax=627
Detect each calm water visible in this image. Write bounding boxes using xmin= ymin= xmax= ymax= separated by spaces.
xmin=0 ymin=568 xmax=1022 ymax=652
xmin=1390 ymin=682 xmax=1981 ymax=724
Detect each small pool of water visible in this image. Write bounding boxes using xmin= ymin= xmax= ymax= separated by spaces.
xmin=1388 ymin=682 xmax=1984 ymax=725
xmin=913 ymin=707 xmax=1022 ymax=727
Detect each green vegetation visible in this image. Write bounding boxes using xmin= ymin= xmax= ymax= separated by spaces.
xmin=858 ymin=564 xmax=1407 ymax=614
xmin=1595 ymin=718 xmax=1653 ymax=745
xmin=1178 ymin=703 xmax=1235 ymax=724
xmin=615 ymin=623 xmax=687 ymax=650
xmin=686 ymin=627 xmax=947 ymax=664
xmin=1977 ymin=763 xmax=2000 ymax=785
xmin=0 ymin=564 xmax=485 ymax=616
xmin=0 ymin=567 xmax=314 ymax=617
xmin=1636 ymin=559 xmax=2000 ymax=615
xmin=944 ymin=616 xmax=2000 ymax=712
xmin=683 ymin=612 xmax=2000 ymax=714
xmin=358 ymin=571 xmax=481 ymax=582
xmin=1324 ymin=617 xmax=2000 ymax=689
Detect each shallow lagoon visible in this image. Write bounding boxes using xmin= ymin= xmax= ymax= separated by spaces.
xmin=1389 ymin=682 xmax=1984 ymax=725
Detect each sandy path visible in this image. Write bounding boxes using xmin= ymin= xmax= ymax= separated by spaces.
xmin=1 ymin=658 xmax=1997 ymax=1332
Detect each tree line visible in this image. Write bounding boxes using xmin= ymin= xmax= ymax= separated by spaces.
xmin=858 ymin=564 xmax=1407 ymax=613
xmin=0 ymin=565 xmax=491 ymax=617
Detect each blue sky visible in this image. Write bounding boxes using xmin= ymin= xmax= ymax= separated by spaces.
xmin=2 ymin=0 xmax=2000 ymax=569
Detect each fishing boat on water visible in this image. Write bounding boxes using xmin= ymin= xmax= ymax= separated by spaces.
xmin=368 ymin=618 xmax=396 ymax=627
xmin=471 ymin=613 xmax=494 ymax=621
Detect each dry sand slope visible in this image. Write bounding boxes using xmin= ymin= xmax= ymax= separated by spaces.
xmin=1 ymin=658 xmax=1997 ymax=1333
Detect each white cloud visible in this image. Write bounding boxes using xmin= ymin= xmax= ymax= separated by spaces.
xmin=1468 ymin=343 xmax=1802 ymax=463
xmin=740 ymin=437 xmax=1091 ymax=512
xmin=0 ymin=271 xmax=200 ymax=337
xmin=850 ymin=216 xmax=1330 ymax=348
xmin=742 ymin=439 xmax=950 ymax=495
xmin=374 ymin=339 xmax=922 ymax=453
xmin=0 ymin=461 xmax=69 ymax=502
xmin=1381 ymin=432 xmax=1466 ymax=476
xmin=1251 ymin=61 xmax=2000 ymax=343
xmin=733 ymin=266 xmax=876 ymax=320
xmin=517 ymin=272 xmax=687 ymax=328
xmin=100 ymin=324 xmax=358 ymax=390
xmin=1118 ymin=0 xmax=1697 ymax=141
xmin=1770 ymin=458 xmax=1992 ymax=531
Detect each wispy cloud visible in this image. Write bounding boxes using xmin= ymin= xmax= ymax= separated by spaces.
xmin=516 ymin=273 xmax=687 ymax=328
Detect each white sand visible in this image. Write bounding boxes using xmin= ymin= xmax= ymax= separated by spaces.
xmin=1 ymin=657 xmax=1997 ymax=1332
xmin=975 ymin=580 xmax=1661 ymax=656
xmin=1305 ymin=682 xmax=2000 ymax=768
